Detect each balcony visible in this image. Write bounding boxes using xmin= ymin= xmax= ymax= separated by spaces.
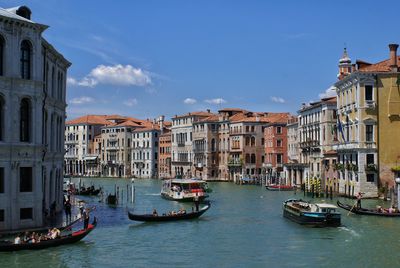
xmin=299 ymin=140 xmax=320 ymax=149
xmin=177 ymin=143 xmax=185 ymax=147
xmin=65 ymin=140 xmax=78 ymax=145
xmin=365 ymin=100 xmax=376 ymax=109
xmin=227 ymin=159 xmax=243 ymax=167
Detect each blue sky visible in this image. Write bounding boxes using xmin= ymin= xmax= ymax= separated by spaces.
xmin=2 ymin=0 xmax=400 ymax=120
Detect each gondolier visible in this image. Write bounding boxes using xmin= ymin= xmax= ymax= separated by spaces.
xmin=194 ymin=193 xmax=200 ymax=211
xmin=356 ymin=192 xmax=362 ymax=209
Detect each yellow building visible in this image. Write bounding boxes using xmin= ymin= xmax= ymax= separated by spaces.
xmin=334 ymin=44 xmax=400 ymax=197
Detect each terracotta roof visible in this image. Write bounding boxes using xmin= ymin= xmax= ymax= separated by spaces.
xmin=229 ymin=112 xmax=290 ymax=123
xmin=115 ymin=120 xmax=142 ymax=127
xmin=66 ymin=115 xmax=112 ymax=126
xmin=358 ymin=56 xmax=400 ymax=73
xmin=133 ymin=124 xmax=161 ymax=132
xmin=197 ymin=114 xmax=219 ymax=123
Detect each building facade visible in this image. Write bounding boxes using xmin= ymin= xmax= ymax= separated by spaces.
xmin=298 ymin=97 xmax=338 ymax=191
xmin=334 ymin=44 xmax=400 ymax=197
xmin=171 ymin=111 xmax=211 ymax=178
xmin=158 ymin=129 xmax=172 ymax=179
xmin=0 ymin=6 xmax=70 ymax=231
xmin=64 ymin=115 xmax=111 ymax=176
xmin=131 ymin=126 xmax=160 ymax=178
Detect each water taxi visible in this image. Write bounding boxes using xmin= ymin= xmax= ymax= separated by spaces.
xmin=283 ymin=199 xmax=341 ymax=227
xmin=161 ymin=179 xmax=209 ymax=202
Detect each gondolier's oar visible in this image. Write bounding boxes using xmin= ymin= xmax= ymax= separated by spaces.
xmin=347 ymin=201 xmax=357 ymax=216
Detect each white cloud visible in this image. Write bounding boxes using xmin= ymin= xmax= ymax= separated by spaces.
xmin=319 ymin=86 xmax=337 ymax=99
xmin=205 ymin=98 xmax=227 ymax=105
xmin=123 ymin=98 xmax=138 ymax=107
xmin=183 ymin=98 xmax=197 ymax=104
xmin=68 ymin=64 xmax=152 ymax=88
xmin=69 ymin=96 xmax=95 ymax=105
xmin=270 ymin=96 xmax=286 ymax=104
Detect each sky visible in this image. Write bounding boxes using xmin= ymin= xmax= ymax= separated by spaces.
xmin=2 ymin=0 xmax=400 ymax=120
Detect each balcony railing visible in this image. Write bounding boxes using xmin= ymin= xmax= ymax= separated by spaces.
xmin=227 ymin=159 xmax=243 ymax=167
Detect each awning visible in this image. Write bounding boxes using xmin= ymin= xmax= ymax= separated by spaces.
xmin=84 ymin=156 xmax=98 ymax=161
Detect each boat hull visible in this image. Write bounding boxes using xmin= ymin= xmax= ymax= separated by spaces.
xmin=128 ymin=204 xmax=210 ymax=222
xmin=160 ymin=192 xmax=208 ymax=202
xmin=283 ymin=208 xmax=341 ymax=227
xmin=266 ymin=185 xmax=295 ymax=191
xmin=0 ymin=219 xmax=97 ymax=252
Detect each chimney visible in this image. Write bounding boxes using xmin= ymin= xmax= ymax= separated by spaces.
xmin=389 ymin=43 xmax=399 ymax=72
xmin=207 ymin=109 xmax=211 ymax=113
xmin=158 ymin=115 xmax=165 ymax=134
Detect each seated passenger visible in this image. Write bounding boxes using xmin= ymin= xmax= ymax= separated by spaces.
xmin=14 ymin=235 xmax=21 ymax=244
xmin=152 ymin=209 xmax=158 ymax=216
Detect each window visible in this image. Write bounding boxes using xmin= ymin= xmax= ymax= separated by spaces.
xmin=366 ymin=154 xmax=374 ymax=165
xmin=20 ymin=208 xmax=33 ymax=220
xmin=277 ymin=154 xmax=283 ymax=164
xmin=277 ymin=126 xmax=282 ymax=134
xmin=20 ymin=167 xmax=32 ymax=192
xmin=20 ymin=98 xmax=31 ymax=142
xmin=365 ymin=85 xmax=373 ymax=101
xmin=277 ymin=140 xmax=282 ymax=147
xmin=20 ymin=40 xmax=31 ymax=79
xmin=0 ymin=167 xmax=3 ymax=193
xmin=0 ymin=35 xmax=4 ymax=76
xmin=366 ymin=125 xmax=373 ymax=142
xmin=366 ymin=174 xmax=375 ymax=182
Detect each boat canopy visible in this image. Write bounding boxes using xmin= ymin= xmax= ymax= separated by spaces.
xmin=315 ymin=203 xmax=338 ymax=209
xmin=170 ymin=179 xmax=206 ymax=184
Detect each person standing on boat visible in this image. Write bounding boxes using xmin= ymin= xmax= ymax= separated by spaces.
xmin=64 ymin=199 xmax=72 ymax=223
xmin=356 ymin=192 xmax=363 ymax=209
xmin=83 ymin=208 xmax=90 ymax=229
xmin=194 ymin=193 xmax=200 ymax=211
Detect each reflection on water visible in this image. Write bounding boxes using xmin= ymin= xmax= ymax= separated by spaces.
xmin=1 ymin=177 xmax=400 ymax=267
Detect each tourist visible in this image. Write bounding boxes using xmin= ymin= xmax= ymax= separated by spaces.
xmin=152 ymin=209 xmax=158 ymax=216
xmin=14 ymin=235 xmax=21 ymax=244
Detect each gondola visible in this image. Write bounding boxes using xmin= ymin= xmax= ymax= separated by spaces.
xmin=128 ymin=204 xmax=211 ymax=222
xmin=266 ymin=185 xmax=295 ymax=191
xmin=337 ymin=201 xmax=400 ymax=217
xmin=77 ymin=187 xmax=101 ymax=196
xmin=0 ymin=218 xmax=97 ymax=252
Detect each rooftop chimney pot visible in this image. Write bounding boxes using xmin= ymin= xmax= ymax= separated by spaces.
xmin=389 ymin=43 xmax=399 ymax=72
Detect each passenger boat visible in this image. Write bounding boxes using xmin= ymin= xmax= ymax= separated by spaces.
xmin=283 ymin=199 xmax=341 ymax=227
xmin=161 ymin=179 xmax=209 ymax=202
xmin=337 ymin=201 xmax=400 ymax=217
xmin=266 ymin=184 xmax=295 ymax=191
xmin=128 ymin=204 xmax=211 ymax=222
xmin=0 ymin=218 xmax=97 ymax=252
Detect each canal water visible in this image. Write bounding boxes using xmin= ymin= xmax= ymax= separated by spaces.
xmin=1 ymin=177 xmax=400 ymax=268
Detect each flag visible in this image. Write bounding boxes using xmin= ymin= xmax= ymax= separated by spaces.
xmin=337 ymin=118 xmax=346 ymax=142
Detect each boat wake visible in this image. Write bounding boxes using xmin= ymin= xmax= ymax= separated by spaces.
xmin=338 ymin=226 xmax=360 ymax=239
xmin=144 ymin=193 xmax=160 ymax=196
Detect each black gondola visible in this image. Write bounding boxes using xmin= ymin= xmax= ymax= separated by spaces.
xmin=128 ymin=204 xmax=211 ymax=222
xmin=0 ymin=218 xmax=97 ymax=252
xmin=77 ymin=187 xmax=101 ymax=196
xmin=337 ymin=201 xmax=400 ymax=217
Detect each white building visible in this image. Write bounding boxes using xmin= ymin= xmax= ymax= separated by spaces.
xmin=132 ymin=125 xmax=160 ymax=178
xmin=64 ymin=115 xmax=111 ymax=176
xmin=0 ymin=6 xmax=70 ymax=231
xmin=171 ymin=111 xmax=211 ymax=178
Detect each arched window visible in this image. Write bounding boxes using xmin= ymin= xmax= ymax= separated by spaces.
xmin=20 ymin=98 xmax=31 ymax=142
xmin=251 ymin=154 xmax=256 ymax=164
xmin=0 ymin=35 xmax=4 ymax=76
xmin=245 ymin=154 xmax=250 ymax=164
xmin=245 ymin=136 xmax=250 ymax=146
xmin=0 ymin=95 xmax=4 ymax=141
xmin=251 ymin=136 xmax=256 ymax=146
xmin=20 ymin=40 xmax=31 ymax=79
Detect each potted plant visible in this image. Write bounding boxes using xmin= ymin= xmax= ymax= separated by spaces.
xmin=391 ymin=166 xmax=400 ymax=172
xmin=365 ymin=164 xmax=378 ymax=172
